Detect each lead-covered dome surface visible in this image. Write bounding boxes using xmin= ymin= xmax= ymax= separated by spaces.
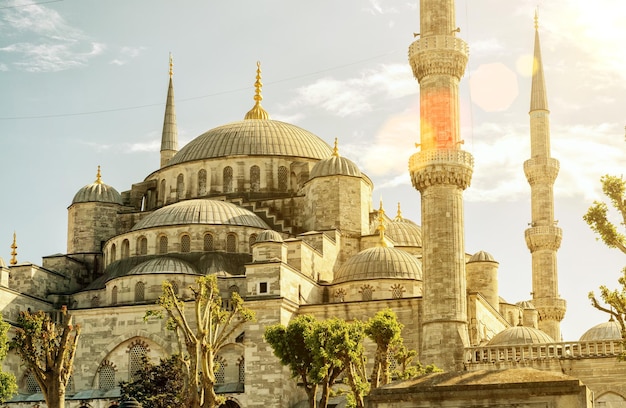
xmin=167 ymin=119 xmax=333 ymax=165
xmin=72 ymin=181 xmax=123 ymax=205
xmin=309 ymin=155 xmax=361 ymax=179
xmin=255 ymin=230 xmax=284 ymax=243
xmin=487 ymin=326 xmax=555 ymax=346
xmin=127 ymin=257 xmax=198 ymax=275
xmin=334 ymin=246 xmax=422 ymax=284
xmin=468 ymin=250 xmax=497 ymax=263
xmin=132 ymin=199 xmax=270 ymax=230
xmin=369 ymin=219 xmax=422 ymax=247
xmin=579 ymin=319 xmax=622 ymax=342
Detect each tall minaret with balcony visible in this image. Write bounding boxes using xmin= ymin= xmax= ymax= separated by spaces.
xmin=524 ymin=13 xmax=566 ymax=341
xmin=160 ymin=53 xmax=178 ymax=168
xmin=408 ymin=0 xmax=473 ymax=371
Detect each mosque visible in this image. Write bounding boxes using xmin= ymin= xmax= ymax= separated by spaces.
xmin=1 ymin=0 xmax=625 ymax=407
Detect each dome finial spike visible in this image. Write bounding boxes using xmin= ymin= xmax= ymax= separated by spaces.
xmin=534 ymin=7 xmax=539 ymax=30
xmin=332 ymin=138 xmax=340 ymax=157
xmin=95 ymin=165 xmax=102 ymax=184
xmin=376 ymin=198 xmax=387 ymax=247
xmin=169 ymin=52 xmax=173 ymax=78
xmin=395 ymin=202 xmax=403 ymax=221
xmin=10 ymin=231 xmax=17 ymax=266
xmin=244 ymin=61 xmax=270 ymax=120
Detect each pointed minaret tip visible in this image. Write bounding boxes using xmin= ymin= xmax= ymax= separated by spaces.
xmin=394 ymin=202 xmax=403 ymax=221
xmin=530 ymin=9 xmax=549 ymax=112
xmin=160 ymin=53 xmax=179 ymax=168
xmin=10 ymin=231 xmax=17 ymax=265
xmin=534 ymin=8 xmax=539 ymax=31
xmin=169 ymin=52 xmax=173 ymax=78
xmin=244 ymin=61 xmax=270 ymax=120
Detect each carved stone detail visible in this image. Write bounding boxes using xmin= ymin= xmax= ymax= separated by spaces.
xmin=524 ymin=226 xmax=562 ymax=252
xmin=409 ymin=149 xmax=474 ymax=191
xmin=409 ymin=36 xmax=469 ymax=82
xmin=533 ymin=298 xmax=567 ymax=322
xmin=523 ymin=157 xmax=560 ymax=185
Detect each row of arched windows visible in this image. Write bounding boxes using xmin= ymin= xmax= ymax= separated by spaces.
xmin=162 ymin=165 xmax=291 ymax=203
xmin=109 ymin=233 xmax=259 ymax=263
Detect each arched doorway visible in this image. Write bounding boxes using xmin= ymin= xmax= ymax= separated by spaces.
xmin=219 ymin=400 xmax=241 ymax=408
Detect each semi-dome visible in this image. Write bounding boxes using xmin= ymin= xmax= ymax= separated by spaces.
xmin=334 ymin=246 xmax=422 ymax=284
xmin=167 ymin=120 xmax=332 ymax=165
xmin=487 ymin=325 xmax=555 ymax=346
xmin=132 ymin=199 xmax=269 ymax=231
xmin=127 ymin=257 xmax=198 ymax=276
xmin=72 ymin=167 xmax=123 ymax=205
xmin=468 ymin=250 xmax=497 ymax=263
xmin=579 ymin=319 xmax=622 ymax=342
xmin=255 ymin=230 xmax=284 ymax=243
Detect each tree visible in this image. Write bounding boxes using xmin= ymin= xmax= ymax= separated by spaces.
xmin=0 ymin=315 xmax=17 ymax=403
xmin=390 ymin=343 xmax=440 ymax=380
xmin=10 ymin=306 xmax=80 ymax=408
xmin=365 ymin=309 xmax=403 ymax=389
xmin=120 ymin=354 xmax=186 ymax=408
xmin=145 ymin=275 xmax=255 ymax=408
xmin=586 ymin=175 xmax=626 ymax=345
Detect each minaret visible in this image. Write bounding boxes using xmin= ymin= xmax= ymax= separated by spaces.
xmin=524 ymin=12 xmax=565 ymax=341
xmin=408 ymin=0 xmax=473 ymax=371
xmin=160 ymin=53 xmax=178 ymax=168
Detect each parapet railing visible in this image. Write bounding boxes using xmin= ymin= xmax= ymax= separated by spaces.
xmin=465 ymin=340 xmax=624 ymax=365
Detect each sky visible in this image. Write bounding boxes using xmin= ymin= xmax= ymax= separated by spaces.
xmin=0 ymin=0 xmax=624 ymax=341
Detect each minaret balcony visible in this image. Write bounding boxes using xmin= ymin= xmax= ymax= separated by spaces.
xmin=524 ymin=225 xmax=562 ymax=251
xmin=409 ymin=149 xmax=474 ymax=191
xmin=409 ymin=35 xmax=469 ymax=81
xmin=523 ymin=157 xmax=559 ymax=185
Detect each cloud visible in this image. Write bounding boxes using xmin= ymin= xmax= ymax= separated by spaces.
xmin=0 ymin=63 xmax=8 ymax=71
xmin=0 ymin=1 xmax=104 ymax=72
xmin=286 ymin=63 xmax=416 ymax=117
xmin=110 ymin=46 xmax=145 ymax=66
xmin=362 ymin=0 xmax=398 ymax=15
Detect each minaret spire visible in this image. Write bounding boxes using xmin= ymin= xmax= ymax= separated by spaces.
xmin=10 ymin=232 xmax=17 ymax=265
xmin=160 ymin=52 xmax=179 ymax=168
xmin=524 ymin=11 xmax=565 ymax=341
xmin=408 ymin=0 xmax=473 ymax=371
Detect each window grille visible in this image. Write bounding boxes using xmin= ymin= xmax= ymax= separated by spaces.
xmin=250 ymin=165 xmax=260 ymax=192
xmin=334 ymin=288 xmax=346 ymax=303
xmin=177 ymin=174 xmax=184 ymax=199
xmin=129 ymin=344 xmax=147 ymax=381
xmin=181 ymin=234 xmax=191 ymax=253
xmin=223 ymin=166 xmax=233 ymax=193
xmin=278 ymin=166 xmax=288 ymax=192
xmin=238 ymin=357 xmax=245 ymax=383
xmin=198 ymin=169 xmax=207 ymax=195
xmin=138 ymin=237 xmax=147 ymax=255
xmin=135 ymin=282 xmax=145 ymax=302
xmin=122 ymin=239 xmax=130 ymax=259
xmin=390 ymin=284 xmax=405 ymax=299
xmin=159 ymin=236 xmax=168 ymax=254
xmin=111 ymin=286 xmax=118 ymax=305
xmin=91 ymin=296 xmax=100 ymax=307
xmin=99 ymin=364 xmax=116 ymax=390
xmin=171 ymin=280 xmax=179 ymax=295
xmin=360 ymin=285 xmax=373 ymax=301
xmin=226 ymin=234 xmax=237 ymax=253
xmin=204 ymin=233 xmax=214 ymax=251
xmin=214 ymin=356 xmax=226 ymax=384
xmin=25 ymin=372 xmax=41 ymax=393
xmin=229 ymin=285 xmax=240 ymax=295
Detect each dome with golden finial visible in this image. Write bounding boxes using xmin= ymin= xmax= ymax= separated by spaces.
xmin=168 ymin=62 xmax=332 ymax=165
xmin=370 ymin=202 xmax=422 ymax=247
xmin=579 ymin=318 xmax=622 ymax=342
xmin=72 ymin=166 xmax=123 ymax=205
xmin=309 ymin=138 xmax=361 ymax=179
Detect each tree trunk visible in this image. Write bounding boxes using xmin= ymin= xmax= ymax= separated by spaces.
xmin=319 ymin=379 xmax=331 ymax=408
xmin=44 ymin=381 xmax=65 ymax=408
xmin=370 ymin=351 xmax=381 ymax=389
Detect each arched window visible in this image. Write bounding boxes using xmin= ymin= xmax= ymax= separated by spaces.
xmin=111 ymin=286 xmax=118 ymax=305
xmin=390 ymin=284 xmax=405 ymax=299
xmin=138 ymin=236 xmax=147 ymax=255
xmin=198 ymin=169 xmax=208 ymax=196
xmin=229 ymin=285 xmax=240 ymax=295
xmin=128 ymin=343 xmax=148 ymax=381
xmin=250 ymin=165 xmax=260 ymax=192
xmin=214 ymin=356 xmax=226 ymax=384
xmin=278 ymin=166 xmax=288 ymax=192
xmin=238 ymin=357 xmax=245 ymax=384
xmin=110 ymin=243 xmax=117 ymax=262
xmin=98 ymin=362 xmax=116 ymax=391
xmin=223 ymin=166 xmax=233 ymax=193
xmin=360 ymin=285 xmax=373 ymax=301
xmin=121 ymin=239 xmax=130 ymax=259
xmin=204 ymin=233 xmax=214 ymax=251
xmin=170 ymin=280 xmax=180 ymax=295
xmin=91 ymin=296 xmax=100 ymax=307
xmin=25 ymin=372 xmax=41 ymax=393
xmin=135 ymin=282 xmax=145 ymax=302
xmin=160 ymin=179 xmax=166 ymax=204
xmin=158 ymin=236 xmax=168 ymax=254
xmin=248 ymin=234 xmax=257 ymax=252
xmin=181 ymin=234 xmax=191 ymax=253
xmin=177 ymin=173 xmax=185 ymax=199
xmin=226 ymin=234 xmax=237 ymax=253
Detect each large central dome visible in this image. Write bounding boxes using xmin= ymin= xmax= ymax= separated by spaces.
xmin=167 ymin=119 xmax=333 ymax=165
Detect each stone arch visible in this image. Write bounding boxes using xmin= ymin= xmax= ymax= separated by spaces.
xmin=137 ymin=236 xmax=147 ymax=255
xmin=226 ymin=233 xmax=237 ymax=253
xmin=596 ymin=391 xmax=626 ymax=404
xmin=180 ymin=233 xmax=191 ymax=253
xmin=223 ymin=166 xmax=233 ymax=193
xmin=121 ymin=239 xmax=130 ymax=259
xmin=176 ymin=173 xmax=185 ymax=200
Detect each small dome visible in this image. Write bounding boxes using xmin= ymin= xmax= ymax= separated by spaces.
xmin=127 ymin=257 xmax=198 ymax=275
xmin=579 ymin=319 xmax=622 ymax=342
xmin=309 ymin=155 xmax=361 ymax=179
xmin=255 ymin=230 xmax=284 ymax=243
xmin=385 ymin=221 xmax=422 ymax=247
xmin=487 ymin=326 xmax=554 ymax=346
xmin=132 ymin=199 xmax=269 ymax=231
xmin=468 ymin=250 xmax=497 ymax=263
xmin=334 ymin=246 xmax=422 ymax=284
xmin=515 ymin=300 xmax=536 ymax=310
xmin=72 ymin=167 xmax=122 ymax=205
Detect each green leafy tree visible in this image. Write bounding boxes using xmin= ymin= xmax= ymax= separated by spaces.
xmin=586 ymin=175 xmax=626 ymax=345
xmin=365 ymin=309 xmax=402 ymax=389
xmin=0 ymin=315 xmax=17 ymax=402
xmin=10 ymin=306 xmax=80 ymax=408
xmin=145 ymin=275 xmax=255 ymax=408
xmin=390 ymin=343 xmax=440 ymax=380
xmin=120 ymin=354 xmax=186 ymax=408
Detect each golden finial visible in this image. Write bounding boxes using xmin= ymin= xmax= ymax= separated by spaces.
xmin=244 ymin=61 xmax=269 ymax=120
xmin=332 ymin=138 xmax=340 ymax=157
xmin=169 ymin=52 xmax=173 ymax=78
xmin=95 ymin=165 xmax=102 ymax=184
xmin=394 ymin=202 xmax=403 ymax=221
xmin=376 ymin=198 xmax=387 ymax=247
xmin=534 ymin=8 xmax=539 ymax=30
xmin=10 ymin=231 xmax=17 ymax=265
